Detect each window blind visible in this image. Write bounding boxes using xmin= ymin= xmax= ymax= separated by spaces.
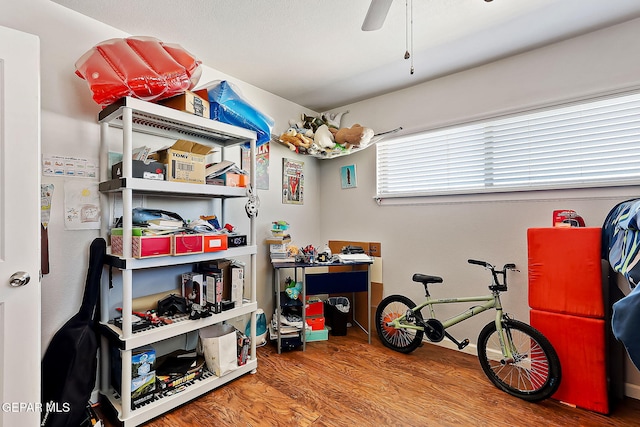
xmin=377 ymin=92 xmax=640 ymax=198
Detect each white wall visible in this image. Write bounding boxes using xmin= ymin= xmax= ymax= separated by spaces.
xmin=320 ymin=17 xmax=640 ymax=396
xmin=0 ymin=0 xmax=320 ymax=353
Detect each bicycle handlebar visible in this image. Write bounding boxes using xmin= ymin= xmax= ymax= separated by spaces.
xmin=468 ymin=259 xmax=489 ymax=268
xmin=468 ymin=259 xmax=518 ymax=290
xmin=468 ymin=259 xmax=517 ymax=271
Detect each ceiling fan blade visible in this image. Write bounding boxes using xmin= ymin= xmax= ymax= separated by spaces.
xmin=362 ymin=0 xmax=393 ymax=31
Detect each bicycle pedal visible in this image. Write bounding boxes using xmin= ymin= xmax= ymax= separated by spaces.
xmin=458 ymin=339 xmax=470 ymax=350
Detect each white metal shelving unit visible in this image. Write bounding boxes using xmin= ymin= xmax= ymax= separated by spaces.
xmin=97 ymin=97 xmax=258 ymax=426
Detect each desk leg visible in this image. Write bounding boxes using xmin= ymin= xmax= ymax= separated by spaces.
xmin=301 ymin=267 xmax=306 ymax=351
xmin=349 ymin=265 xmax=372 ymax=344
xmin=275 ymin=268 xmax=281 ymax=354
xmin=368 ymin=264 xmax=371 ymax=344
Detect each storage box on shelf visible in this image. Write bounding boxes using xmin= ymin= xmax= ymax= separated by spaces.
xmin=203 ymin=234 xmax=228 ymax=252
xmin=111 ymin=228 xmax=172 ymax=259
xmin=155 ymin=351 xmax=206 ymax=393
xmin=158 ymin=90 xmax=209 ymax=118
xmin=149 ymin=139 xmax=213 ymax=184
xmin=172 ymin=234 xmax=204 ymax=256
xmin=98 ymin=96 xmax=258 ymax=427
xmin=110 ymin=346 xmax=157 ymax=409
xmin=224 ymin=172 xmax=248 ymax=187
xmin=112 ymin=160 xmax=165 ymax=180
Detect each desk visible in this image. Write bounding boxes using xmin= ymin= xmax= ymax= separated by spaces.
xmin=272 ymin=259 xmax=373 ymax=353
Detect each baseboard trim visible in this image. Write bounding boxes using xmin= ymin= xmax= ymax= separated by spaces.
xmin=624 ymin=382 xmax=640 ymax=400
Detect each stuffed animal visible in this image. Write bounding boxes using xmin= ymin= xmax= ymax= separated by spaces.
xmin=279 ymin=128 xmax=313 ymax=152
xmin=284 ymin=277 xmax=303 ymax=300
xmin=300 ymin=110 xmax=348 ymax=131
xmin=330 ymin=124 xmax=375 ymax=149
xmin=301 ymin=114 xmax=326 ymax=132
xmin=314 ymin=124 xmax=336 ymax=149
xmin=321 ymin=110 xmax=349 ymax=129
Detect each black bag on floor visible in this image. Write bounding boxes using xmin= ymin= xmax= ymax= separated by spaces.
xmin=41 ymin=238 xmax=106 ymax=427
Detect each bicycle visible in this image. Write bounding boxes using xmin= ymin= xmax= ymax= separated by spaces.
xmin=376 ymin=259 xmax=561 ymax=402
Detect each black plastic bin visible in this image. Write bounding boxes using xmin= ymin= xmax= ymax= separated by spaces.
xmin=324 ymin=297 xmax=350 ymax=336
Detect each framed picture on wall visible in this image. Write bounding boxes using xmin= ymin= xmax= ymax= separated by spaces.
xmin=242 ymin=142 xmax=270 ymax=190
xmin=340 ymin=164 xmax=357 ymax=189
xmin=282 ymin=158 xmax=304 ymax=204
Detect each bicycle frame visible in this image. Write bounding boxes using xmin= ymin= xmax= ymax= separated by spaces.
xmin=388 ymin=289 xmax=516 ymax=361
xmin=428 ymin=293 xmax=498 ymax=325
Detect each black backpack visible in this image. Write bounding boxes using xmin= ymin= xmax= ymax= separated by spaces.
xmin=41 ymin=238 xmax=106 ymax=427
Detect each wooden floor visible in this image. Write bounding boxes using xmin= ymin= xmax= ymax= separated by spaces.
xmin=102 ymin=327 xmax=640 ymax=426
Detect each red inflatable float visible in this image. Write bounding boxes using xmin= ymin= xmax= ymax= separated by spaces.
xmin=75 ymin=36 xmax=202 ymax=106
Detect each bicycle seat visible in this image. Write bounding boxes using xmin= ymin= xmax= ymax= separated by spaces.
xmin=412 ymin=274 xmax=443 ymax=285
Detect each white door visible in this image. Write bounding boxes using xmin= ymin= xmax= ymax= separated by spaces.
xmin=0 ymin=26 xmax=41 ymax=427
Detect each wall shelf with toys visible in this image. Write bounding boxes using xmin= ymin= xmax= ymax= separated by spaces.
xmin=274 ymin=111 xmax=402 ymax=159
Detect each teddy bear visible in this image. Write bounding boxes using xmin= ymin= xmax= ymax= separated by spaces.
xmin=329 ymin=124 xmax=375 ymax=150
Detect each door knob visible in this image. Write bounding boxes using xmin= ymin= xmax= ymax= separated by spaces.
xmin=9 ymin=271 xmax=30 ymax=287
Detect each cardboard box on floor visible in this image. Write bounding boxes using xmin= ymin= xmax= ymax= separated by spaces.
xmin=150 ymin=139 xmax=214 ymax=184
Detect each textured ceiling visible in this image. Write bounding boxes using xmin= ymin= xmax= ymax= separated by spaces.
xmin=53 ymin=0 xmax=640 ymax=112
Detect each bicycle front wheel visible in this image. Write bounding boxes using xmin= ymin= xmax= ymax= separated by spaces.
xmin=477 ymin=319 xmax=561 ymax=402
xmin=375 ymin=295 xmax=424 ymax=354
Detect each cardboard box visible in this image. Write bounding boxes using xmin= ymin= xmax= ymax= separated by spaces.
xmin=156 ymin=355 xmax=205 ymax=392
xmin=111 ymin=346 xmax=156 ymax=408
xmin=158 ymin=90 xmax=210 ymax=118
xmin=182 ymin=272 xmax=205 ymax=307
xmin=214 ymin=259 xmax=232 ymax=300
xmin=230 ymin=262 xmax=244 ymax=306
xmin=203 ymin=234 xmax=228 ymax=252
xmin=205 ymin=177 xmax=225 ymax=186
xmin=205 ymin=272 xmax=223 ymax=313
xmin=111 ymin=160 xmax=165 ymax=180
xmin=172 ymin=233 xmax=204 ymax=256
xmin=111 ymin=228 xmax=172 ymax=258
xmin=151 ymin=140 xmax=214 ymax=184
xmin=197 ymin=259 xmax=235 ymax=301
xmin=224 ymin=173 xmax=248 ymax=187
xmin=237 ymin=333 xmax=250 ymax=366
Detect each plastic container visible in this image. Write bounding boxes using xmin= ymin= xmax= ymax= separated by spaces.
xmin=324 ymin=297 xmax=350 ymax=336
xmin=245 ymin=309 xmax=267 ymax=346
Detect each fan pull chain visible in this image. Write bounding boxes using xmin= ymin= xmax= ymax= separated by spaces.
xmin=404 ymin=0 xmax=414 ymax=74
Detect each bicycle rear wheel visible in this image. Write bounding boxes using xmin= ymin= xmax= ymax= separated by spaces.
xmin=477 ymin=319 xmax=561 ymax=402
xmin=375 ymin=295 xmax=424 ymax=354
